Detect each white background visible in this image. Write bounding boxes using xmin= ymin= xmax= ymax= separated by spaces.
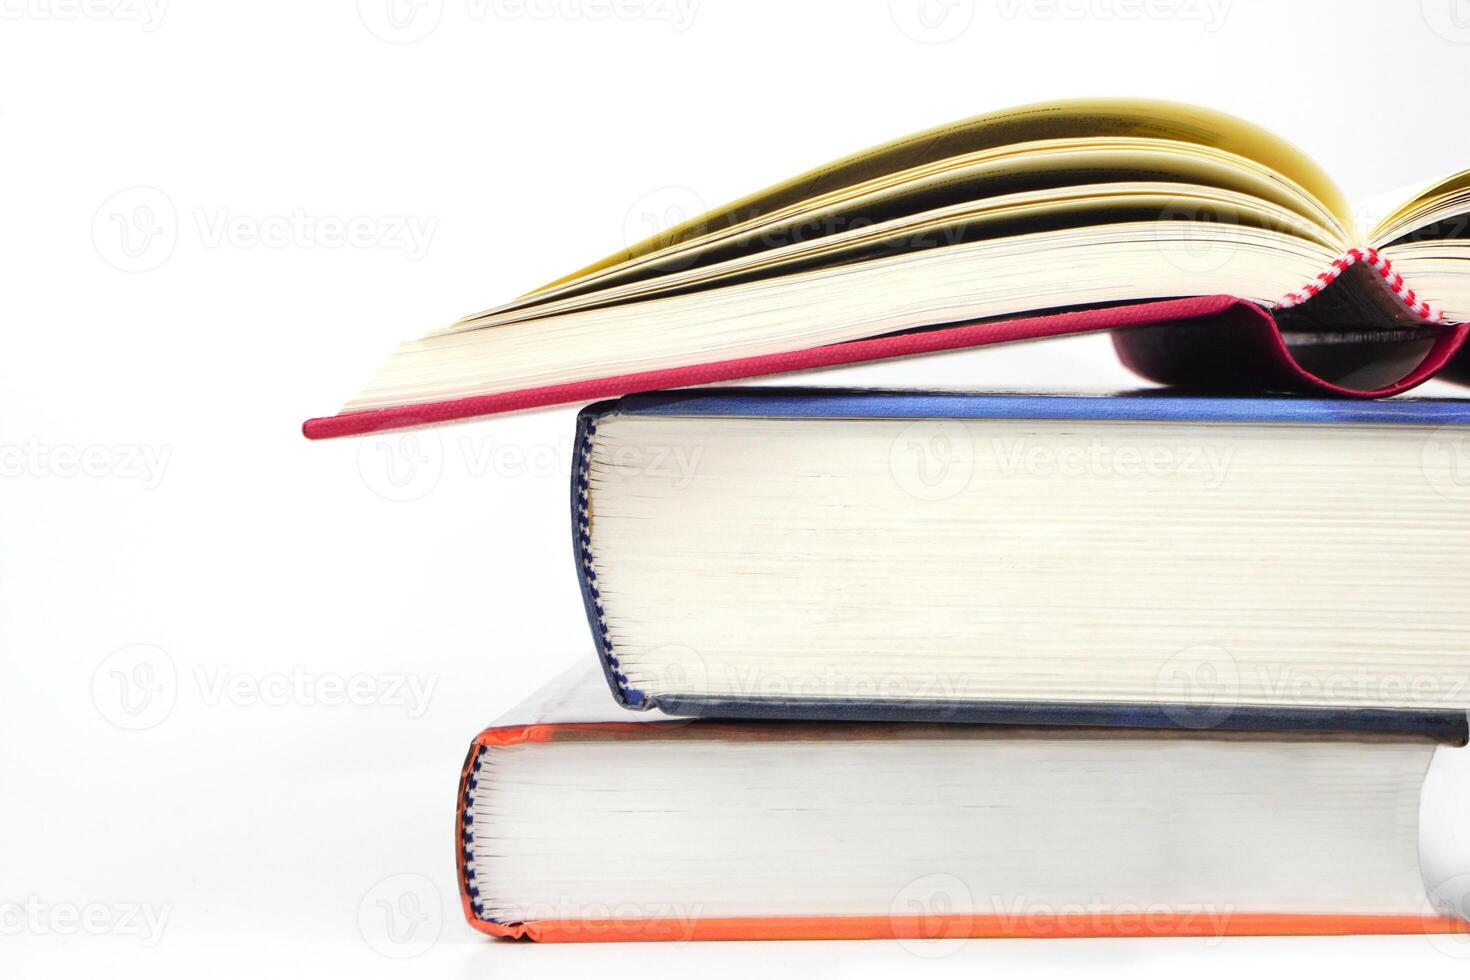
xmin=5 ymin=0 xmax=1470 ymax=976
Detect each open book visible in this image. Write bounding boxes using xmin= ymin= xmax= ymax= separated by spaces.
xmin=305 ymin=99 xmax=1470 ymax=438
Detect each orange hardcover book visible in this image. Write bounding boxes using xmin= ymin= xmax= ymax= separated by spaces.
xmin=456 ymin=668 xmax=1470 ymax=943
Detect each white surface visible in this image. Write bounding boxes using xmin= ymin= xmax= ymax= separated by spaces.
xmin=5 ymin=1 xmax=1470 ymax=976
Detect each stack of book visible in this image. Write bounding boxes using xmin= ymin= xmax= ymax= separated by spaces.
xmin=307 ymin=99 xmax=1470 ymax=944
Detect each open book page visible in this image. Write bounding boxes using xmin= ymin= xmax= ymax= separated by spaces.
xmin=1364 ymin=168 xmax=1470 ymax=247
xmin=532 ymin=99 xmax=1352 ymax=295
xmin=1358 ymin=171 xmax=1463 ymax=245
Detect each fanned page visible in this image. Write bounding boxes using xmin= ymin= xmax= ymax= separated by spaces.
xmin=1365 ymin=169 xmax=1470 ymax=319
xmin=305 ymin=99 xmax=1470 ymax=438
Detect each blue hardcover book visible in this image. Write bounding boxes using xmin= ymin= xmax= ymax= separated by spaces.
xmin=572 ymin=389 xmax=1470 ymax=741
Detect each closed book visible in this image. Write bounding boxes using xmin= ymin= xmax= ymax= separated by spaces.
xmin=456 ymin=667 xmax=1470 ymax=943
xmin=573 ymin=388 xmax=1470 ymax=726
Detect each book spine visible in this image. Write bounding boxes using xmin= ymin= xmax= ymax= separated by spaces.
xmin=571 ymin=404 xmax=645 ymax=709
xmin=455 ymin=740 xmax=499 ymax=932
xmin=1278 ymin=247 xmax=1445 ymax=322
